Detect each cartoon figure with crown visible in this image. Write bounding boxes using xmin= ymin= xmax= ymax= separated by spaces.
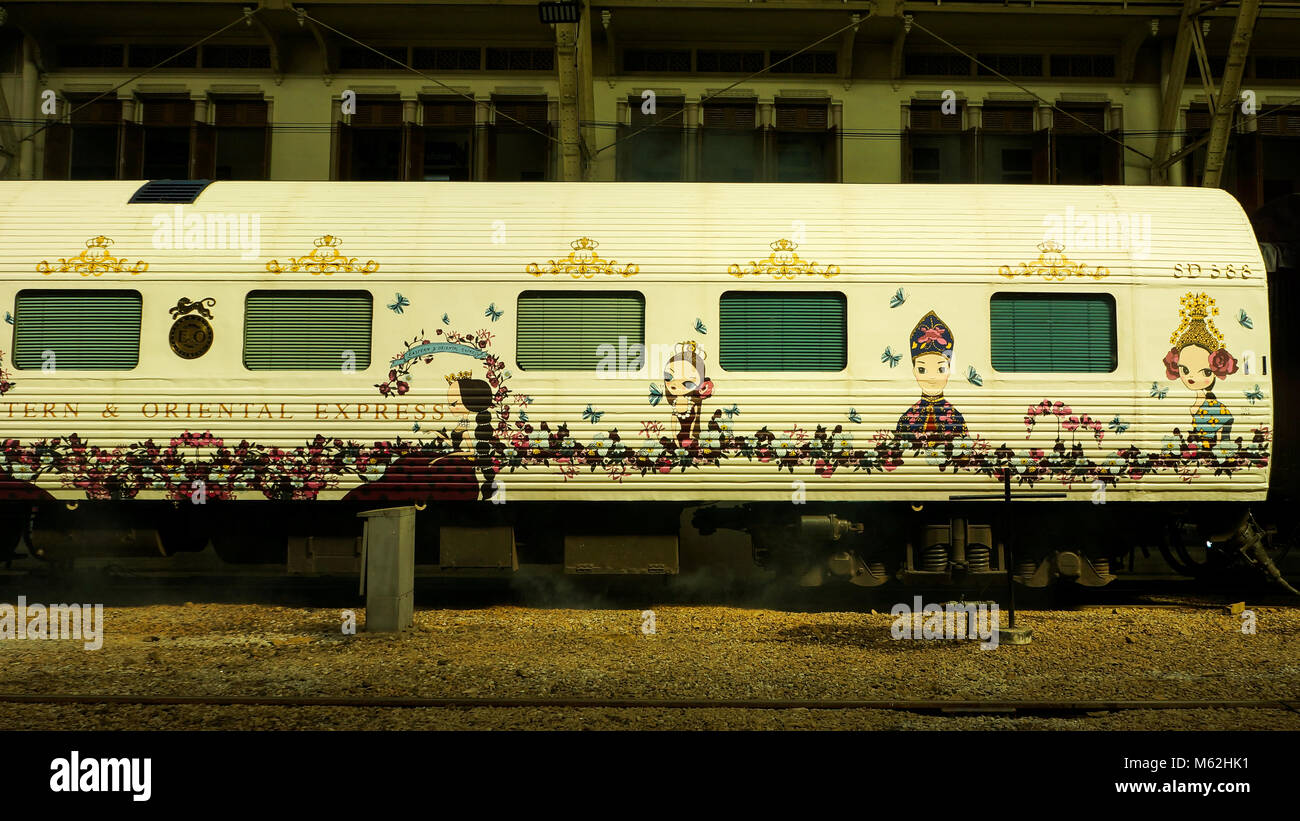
xmin=896 ymin=311 xmax=968 ymax=445
xmin=1163 ymin=292 xmax=1239 ymax=449
xmin=664 ymin=341 xmax=714 ymax=448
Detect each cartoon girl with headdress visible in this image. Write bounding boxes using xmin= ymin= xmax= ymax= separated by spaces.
xmin=1162 ymin=292 xmax=1238 ymax=449
xmin=346 ymin=369 xmax=497 ymax=502
xmin=664 ymin=341 xmax=714 ymax=448
xmin=896 ymin=311 xmax=968 ymax=444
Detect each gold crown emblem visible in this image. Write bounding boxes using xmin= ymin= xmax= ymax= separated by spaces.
xmin=1170 ymin=292 xmax=1224 ymax=350
xmin=313 ymin=235 xmax=343 ymax=248
xmin=445 ymin=370 xmax=473 ymax=384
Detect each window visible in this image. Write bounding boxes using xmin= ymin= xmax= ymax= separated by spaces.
xmin=140 ymin=98 xmax=195 ymax=179
xmin=618 ymin=96 xmax=684 ymax=181
xmin=243 ymin=291 xmax=372 ymax=370
xmin=978 ymin=54 xmax=1044 ymax=77
xmin=904 ymin=102 xmax=972 ymax=184
xmin=990 ymin=293 xmax=1116 ymax=373
xmin=771 ymin=102 xmax=836 ymax=182
xmin=127 ymin=45 xmax=197 ymax=69
xmin=57 ymin=44 xmax=126 ymax=69
xmin=1049 ymin=54 xmax=1115 ymax=78
xmin=1053 ymin=105 xmax=1119 ymax=185
xmin=339 ymin=46 xmax=406 ymax=70
xmin=13 ymin=290 xmax=141 ymax=370
xmin=412 ymin=47 xmax=480 ymax=71
xmin=201 ymin=45 xmax=272 ymax=69
xmin=700 ymin=101 xmax=759 ymax=182
xmin=769 ymin=51 xmax=837 ymax=75
xmin=979 ymin=106 xmax=1041 ymax=184
xmin=67 ymin=97 xmax=121 ymax=179
xmin=516 ymin=292 xmax=644 ymax=371
xmin=338 ymin=98 xmax=404 ymax=181
xmin=904 ymin=53 xmax=972 ymax=77
xmin=485 ymin=48 xmax=554 ymax=71
xmin=696 ymin=51 xmax=764 ymax=73
xmin=489 ymin=98 xmax=550 ymax=181
xmin=719 ymin=292 xmax=846 ymax=371
xmin=622 ymin=49 xmax=691 ymax=73
xmin=203 ymin=98 xmax=270 ymax=180
xmin=420 ymin=100 xmax=476 ymax=181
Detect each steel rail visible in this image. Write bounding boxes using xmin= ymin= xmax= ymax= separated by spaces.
xmin=0 ymin=694 xmax=1296 ymax=713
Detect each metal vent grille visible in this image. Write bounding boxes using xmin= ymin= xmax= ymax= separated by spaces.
xmin=128 ymin=180 xmax=214 ymax=204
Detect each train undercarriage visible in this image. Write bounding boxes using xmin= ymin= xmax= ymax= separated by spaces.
xmin=0 ymin=499 xmax=1294 ymax=594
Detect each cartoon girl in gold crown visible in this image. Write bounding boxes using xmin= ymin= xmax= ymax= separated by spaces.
xmin=664 ymin=341 xmax=714 ymax=448
xmin=347 ymin=369 xmax=496 ymax=502
xmin=1162 ymin=292 xmax=1239 ymax=449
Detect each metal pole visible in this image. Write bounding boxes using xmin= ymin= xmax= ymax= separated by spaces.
xmin=1004 ymin=469 xmax=1016 ymax=629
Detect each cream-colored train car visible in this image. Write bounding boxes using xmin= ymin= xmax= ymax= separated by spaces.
xmin=0 ymin=181 xmax=1277 ymax=581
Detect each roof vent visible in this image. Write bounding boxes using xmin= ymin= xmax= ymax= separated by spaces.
xmin=128 ymin=180 xmax=214 ymax=204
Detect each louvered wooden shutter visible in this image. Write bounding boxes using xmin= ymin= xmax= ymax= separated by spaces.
xmin=516 ymin=292 xmax=645 ymax=371
xmin=982 ymin=106 xmax=1034 ymax=132
xmin=1054 ymin=106 xmax=1106 ymax=133
xmin=495 ymin=100 xmax=548 ymax=127
xmin=14 ymin=290 xmax=141 ymax=370
xmin=910 ymin=105 xmax=963 ymax=131
xmin=775 ymin=104 xmax=828 ymax=130
xmin=354 ymin=100 xmax=402 ymax=127
xmin=990 ymin=294 xmax=1116 ymax=372
xmin=424 ymin=101 xmax=475 ymax=126
xmin=702 ymin=103 xmax=755 ymax=129
xmin=213 ymin=100 xmax=268 ymax=127
xmin=719 ymin=292 xmax=846 ymax=371
xmin=1258 ymin=108 xmax=1300 ymax=136
xmin=142 ymin=99 xmax=195 ymax=126
xmin=243 ymin=291 xmax=372 ymax=370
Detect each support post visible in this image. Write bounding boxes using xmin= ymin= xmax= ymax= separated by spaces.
xmin=357 ymin=506 xmax=416 ymax=632
xmin=1201 ymin=0 xmax=1261 ymax=188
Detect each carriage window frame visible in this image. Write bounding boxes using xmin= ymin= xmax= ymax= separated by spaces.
xmin=718 ymin=290 xmax=848 ymax=372
xmin=12 ymin=289 xmax=142 ymax=371
xmin=242 ymin=290 xmax=373 ymax=371
xmin=515 ymin=290 xmax=646 ymax=372
xmin=989 ymin=291 xmax=1117 ymax=373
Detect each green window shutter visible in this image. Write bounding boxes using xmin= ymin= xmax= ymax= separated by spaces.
xmin=13 ymin=290 xmax=141 ymax=370
xmin=516 ymin=291 xmax=645 ymax=370
xmin=244 ymin=291 xmax=372 ymax=370
xmin=719 ymin=291 xmax=846 ymax=371
xmin=990 ymin=293 xmax=1116 ymax=372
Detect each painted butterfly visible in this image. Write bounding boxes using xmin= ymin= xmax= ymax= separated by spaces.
xmin=848 ymin=408 xmax=862 ymax=424
xmin=722 ymin=404 xmax=740 ymax=419
xmin=387 ymin=293 xmax=410 ymax=314
xmin=1108 ymin=415 xmax=1130 ymax=435
xmin=889 ymin=288 xmax=906 ymax=309
xmin=485 ymin=303 xmax=503 ymax=322
xmin=3 ymin=312 xmax=12 ymax=325
xmin=1245 ymin=385 xmax=1264 ymax=404
xmin=695 ymin=318 xmax=707 ymax=334
xmin=1238 ymin=309 xmax=1253 ymax=330
xmin=518 ymin=411 xmax=529 ymax=423
xmin=582 ymin=404 xmax=605 ymax=424
xmin=966 ymin=366 xmax=983 ymax=387
xmin=1150 ymin=382 xmax=1168 ymax=399
xmin=881 ymin=347 xmax=901 ymax=368
xmin=441 ymin=313 xmax=450 ymax=325
xmin=412 ymin=423 xmax=421 ymax=433
xmin=648 ymin=383 xmax=664 ymax=407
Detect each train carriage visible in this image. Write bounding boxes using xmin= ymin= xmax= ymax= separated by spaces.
xmin=0 ymin=181 xmax=1284 ymax=587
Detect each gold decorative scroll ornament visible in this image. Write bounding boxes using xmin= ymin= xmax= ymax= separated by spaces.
xmin=266 ymin=235 xmax=379 ymax=275
xmin=37 ymin=236 xmax=148 ymax=276
xmin=526 ymin=237 xmax=638 ymax=278
xmin=728 ymin=239 xmax=839 ymax=280
xmin=998 ymin=241 xmax=1109 ymax=281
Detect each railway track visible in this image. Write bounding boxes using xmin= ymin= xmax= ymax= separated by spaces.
xmin=2 ymin=693 xmax=1298 ymax=715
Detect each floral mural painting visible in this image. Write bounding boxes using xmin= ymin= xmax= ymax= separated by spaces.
xmin=0 ymin=349 xmax=14 ymax=396
xmin=0 ymin=293 xmax=1273 ymax=502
